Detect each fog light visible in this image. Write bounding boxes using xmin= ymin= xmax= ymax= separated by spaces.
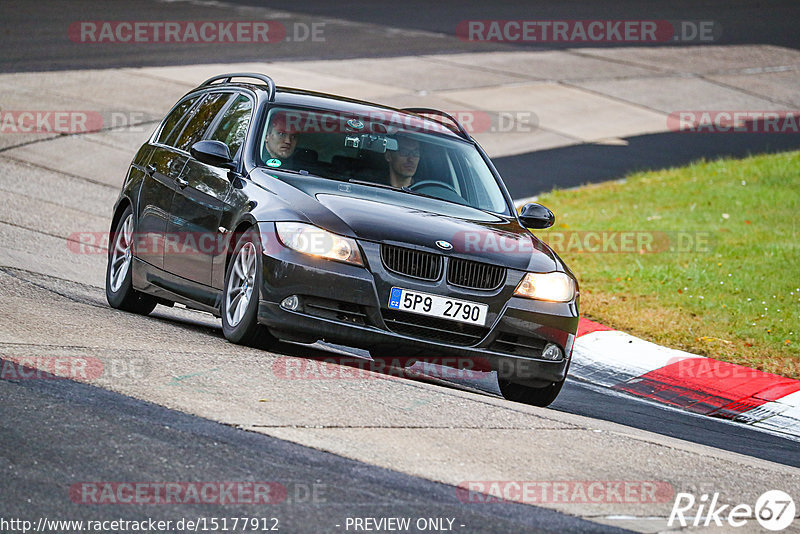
xmin=281 ymin=295 xmax=300 ymax=311
xmin=542 ymin=343 xmax=563 ymax=361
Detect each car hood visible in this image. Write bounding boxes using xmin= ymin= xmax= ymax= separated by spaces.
xmin=253 ymin=170 xmax=559 ymax=272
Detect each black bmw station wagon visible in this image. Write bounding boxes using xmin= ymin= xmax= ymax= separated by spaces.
xmin=106 ymin=73 xmax=579 ymax=406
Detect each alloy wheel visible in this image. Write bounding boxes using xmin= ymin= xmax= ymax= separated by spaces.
xmin=109 ymin=214 xmax=134 ymax=293
xmin=225 ymin=241 xmax=257 ymax=327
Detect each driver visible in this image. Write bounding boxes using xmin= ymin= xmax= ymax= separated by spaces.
xmin=385 ymin=136 xmax=420 ymax=188
xmin=263 ymin=113 xmax=299 ymax=163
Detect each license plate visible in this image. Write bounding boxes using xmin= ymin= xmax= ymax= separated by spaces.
xmin=387 ymin=287 xmax=489 ymax=326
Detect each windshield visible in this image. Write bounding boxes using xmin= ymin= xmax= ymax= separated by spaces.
xmin=256 ymin=107 xmax=511 ymax=215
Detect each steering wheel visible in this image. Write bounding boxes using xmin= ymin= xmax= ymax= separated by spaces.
xmin=409 ymin=180 xmax=460 ymax=196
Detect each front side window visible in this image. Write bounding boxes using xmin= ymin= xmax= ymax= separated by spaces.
xmin=208 ymin=94 xmax=253 ymax=157
xmin=174 ymin=92 xmax=231 ymax=153
xmin=255 ymin=107 xmax=510 ymax=215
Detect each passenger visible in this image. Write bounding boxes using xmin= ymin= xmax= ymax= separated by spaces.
xmin=385 ymin=136 xmax=421 ymax=189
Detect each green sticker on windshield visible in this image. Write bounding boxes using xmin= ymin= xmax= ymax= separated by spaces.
xmin=266 ymin=158 xmax=282 ymax=167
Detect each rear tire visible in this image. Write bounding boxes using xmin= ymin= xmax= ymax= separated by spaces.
xmin=221 ymin=227 xmax=276 ymax=349
xmin=105 ymin=206 xmax=157 ymax=315
xmin=498 ymin=378 xmax=565 ymax=407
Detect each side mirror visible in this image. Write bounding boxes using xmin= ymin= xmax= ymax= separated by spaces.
xmin=519 ymin=202 xmax=555 ymax=229
xmin=190 ymin=140 xmax=233 ymax=169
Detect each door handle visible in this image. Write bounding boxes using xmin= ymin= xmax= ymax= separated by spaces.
xmin=145 ymin=164 xmax=156 ymax=176
xmin=176 ymin=177 xmax=189 ymax=188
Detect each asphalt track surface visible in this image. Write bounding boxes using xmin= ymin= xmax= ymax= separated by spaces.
xmin=2 ymin=1 xmax=800 ymax=532
xmin=0 ymin=267 xmax=798 ymax=533
xmin=496 ymin=130 xmax=800 ymax=199
xmin=2 ymin=0 xmax=798 ymax=73
xmin=2 ymin=267 xmax=799 ymax=469
xmin=0 ymin=367 xmax=628 ymax=534
xmin=228 ymin=0 xmax=800 ymax=50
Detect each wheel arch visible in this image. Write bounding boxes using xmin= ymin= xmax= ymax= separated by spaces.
xmin=109 ymin=197 xmax=133 ymax=241
xmin=224 ymin=217 xmax=260 ymax=275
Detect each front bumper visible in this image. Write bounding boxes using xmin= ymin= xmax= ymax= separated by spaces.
xmin=257 ymin=223 xmax=579 ymax=388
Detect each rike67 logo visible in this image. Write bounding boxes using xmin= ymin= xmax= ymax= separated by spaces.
xmin=669 ymin=490 xmax=796 ymax=531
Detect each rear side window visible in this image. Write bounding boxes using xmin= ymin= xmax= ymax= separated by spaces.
xmin=174 ymin=92 xmax=232 ymax=152
xmin=156 ymin=96 xmax=199 ymax=146
xmin=208 ymin=94 xmax=253 ymax=157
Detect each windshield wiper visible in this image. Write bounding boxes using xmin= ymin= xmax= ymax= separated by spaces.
xmin=348 ymin=179 xmax=408 ymax=192
xmin=349 ymin=179 xmax=428 ymax=198
xmin=265 ymin=167 xmax=312 ymax=175
xmin=347 ymin=179 xmax=470 ymax=206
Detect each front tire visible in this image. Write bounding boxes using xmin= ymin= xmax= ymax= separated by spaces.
xmin=105 ymin=206 xmax=157 ymax=315
xmin=221 ymin=227 xmax=276 ymax=349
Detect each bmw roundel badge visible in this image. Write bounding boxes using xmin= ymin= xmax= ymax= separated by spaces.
xmin=435 ymin=240 xmax=453 ymax=251
xmin=346 ymin=118 xmax=365 ymax=130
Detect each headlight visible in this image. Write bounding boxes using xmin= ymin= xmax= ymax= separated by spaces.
xmin=514 ymin=272 xmax=575 ymax=302
xmin=275 ymin=222 xmax=363 ymax=266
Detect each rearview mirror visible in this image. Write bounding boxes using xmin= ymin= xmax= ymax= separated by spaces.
xmin=344 ymin=134 xmax=398 ymax=154
xmin=519 ymin=203 xmax=555 ymax=229
xmin=190 ymin=140 xmax=233 ymax=169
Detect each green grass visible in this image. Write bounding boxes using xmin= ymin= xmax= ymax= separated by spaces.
xmin=534 ymin=150 xmax=800 ymax=377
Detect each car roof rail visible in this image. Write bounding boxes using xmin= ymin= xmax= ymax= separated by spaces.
xmin=401 ymin=108 xmax=472 ymax=140
xmin=199 ymin=73 xmax=277 ymax=101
